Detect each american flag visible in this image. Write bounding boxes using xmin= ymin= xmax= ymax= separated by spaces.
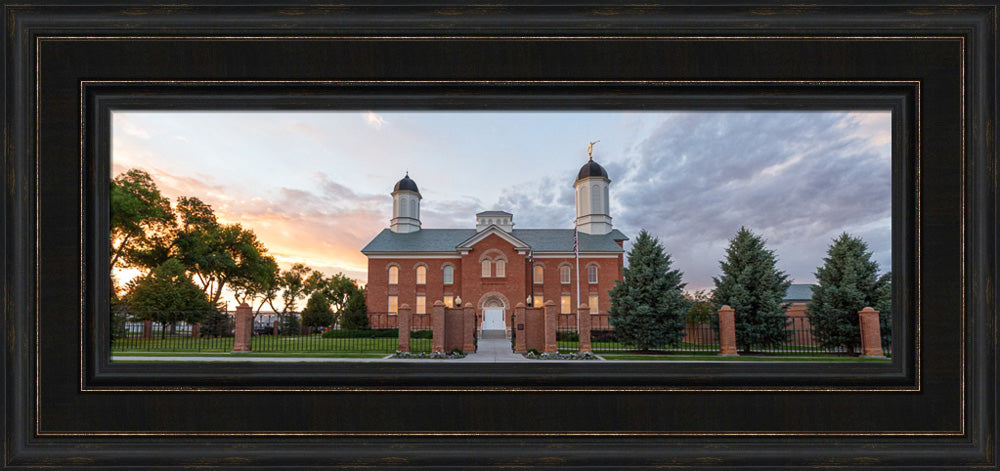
xmin=573 ymin=229 xmax=578 ymax=257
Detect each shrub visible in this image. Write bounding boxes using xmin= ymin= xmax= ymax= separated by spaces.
xmin=556 ymin=331 xmax=579 ymax=342
xmin=322 ymin=328 xmax=398 ymax=339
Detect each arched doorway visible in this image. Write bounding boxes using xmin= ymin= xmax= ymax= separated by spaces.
xmin=478 ymin=292 xmax=510 ymax=337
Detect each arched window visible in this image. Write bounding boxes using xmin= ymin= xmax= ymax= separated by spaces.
xmin=399 ymin=196 xmax=407 ymax=216
xmin=603 ymin=186 xmax=609 ymax=211
xmin=533 ymin=265 xmax=544 ymax=284
xmin=409 ymin=199 xmax=417 ymax=217
xmin=588 ymin=264 xmax=598 ymax=284
xmin=481 ymin=259 xmax=492 ymax=277
xmin=560 ymin=266 xmax=571 ymax=284
xmin=388 ymin=266 xmax=399 ymax=285
xmin=495 ymin=260 xmax=506 ymax=278
xmin=416 ymin=266 xmax=426 ymax=285
xmin=443 ymin=265 xmax=454 ymax=284
xmin=591 ymin=184 xmax=601 ymax=212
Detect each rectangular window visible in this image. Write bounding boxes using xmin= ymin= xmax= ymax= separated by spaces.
xmin=443 ymin=266 xmax=454 ymax=284
xmin=416 ymin=295 xmax=426 ymax=314
xmin=388 ymin=295 xmax=398 ymax=315
xmin=496 ymin=260 xmax=506 ymax=277
xmin=560 ymin=295 xmax=571 ymax=314
xmin=589 ymin=294 xmax=599 ymax=314
xmin=560 ymin=266 xmax=571 ymax=284
xmin=443 ymin=295 xmax=454 ymax=308
xmin=588 ymin=265 xmax=598 ymax=284
xmin=533 ymin=295 xmax=544 ymax=308
xmin=533 ymin=265 xmax=543 ymax=284
xmin=481 ymin=260 xmax=491 ymax=277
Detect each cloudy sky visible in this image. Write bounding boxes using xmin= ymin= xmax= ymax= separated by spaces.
xmin=112 ymin=110 xmax=891 ymax=299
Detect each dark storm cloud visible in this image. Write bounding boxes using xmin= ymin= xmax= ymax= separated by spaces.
xmin=494 ymin=176 xmax=577 ymax=229
xmin=491 ymin=112 xmax=892 ymax=289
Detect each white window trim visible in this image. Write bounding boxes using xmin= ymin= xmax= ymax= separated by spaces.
xmin=416 ymin=265 xmax=427 ymax=285
xmin=443 ymin=265 xmax=454 ymax=285
xmin=481 ymin=259 xmax=492 ymax=277
xmin=495 ymin=259 xmax=506 ymax=278
xmin=588 ymin=264 xmax=598 ymax=284
xmin=388 ymin=265 xmax=399 ymax=285
xmin=560 ymin=266 xmax=571 ymax=284
xmin=533 ymin=265 xmax=544 ymax=284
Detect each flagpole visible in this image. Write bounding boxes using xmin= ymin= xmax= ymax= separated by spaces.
xmin=574 ymin=225 xmax=581 ymax=334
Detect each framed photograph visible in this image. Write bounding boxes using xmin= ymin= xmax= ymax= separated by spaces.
xmin=4 ymin=2 xmax=996 ymax=469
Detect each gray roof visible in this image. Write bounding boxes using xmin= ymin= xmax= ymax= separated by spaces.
xmin=784 ymin=283 xmax=815 ymax=301
xmin=476 ymin=210 xmax=512 ymax=216
xmin=362 ymin=228 xmax=628 ymax=254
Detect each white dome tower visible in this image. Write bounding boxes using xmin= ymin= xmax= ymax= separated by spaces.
xmin=573 ymin=156 xmax=613 ymax=235
xmin=390 ymin=173 xmax=422 ymax=233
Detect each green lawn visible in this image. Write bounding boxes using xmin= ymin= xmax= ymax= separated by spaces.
xmin=558 ymin=339 xmax=851 ymax=355
xmin=113 ymin=351 xmax=388 ymax=359
xmin=601 ymin=353 xmax=891 ymax=362
xmin=112 ymin=335 xmax=432 ymax=354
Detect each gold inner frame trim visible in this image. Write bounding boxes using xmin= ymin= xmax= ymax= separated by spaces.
xmin=24 ymin=33 xmax=966 ymax=438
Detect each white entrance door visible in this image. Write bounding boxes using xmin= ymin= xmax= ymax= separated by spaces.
xmin=482 ymin=307 xmax=505 ymax=330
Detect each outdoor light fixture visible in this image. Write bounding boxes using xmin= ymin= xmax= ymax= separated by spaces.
xmin=526 ymin=296 xmax=532 ymax=306
xmin=454 ymin=296 xmax=462 ymax=306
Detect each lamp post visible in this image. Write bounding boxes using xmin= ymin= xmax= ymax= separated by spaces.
xmin=454 ymin=295 xmax=462 ymax=307
xmin=526 ymin=295 xmax=532 ymax=307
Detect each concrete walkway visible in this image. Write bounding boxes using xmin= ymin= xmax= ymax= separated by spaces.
xmin=459 ymin=336 xmax=528 ymax=363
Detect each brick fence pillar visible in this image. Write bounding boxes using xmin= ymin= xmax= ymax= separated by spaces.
xmin=463 ymin=302 xmax=476 ymax=353
xmin=232 ymin=303 xmax=253 ymax=352
xmin=543 ymin=300 xmax=558 ymax=354
xmin=431 ymin=301 xmax=446 ymax=353
xmin=191 ymin=323 xmax=200 ymax=338
xmin=577 ymin=304 xmax=592 ymax=353
xmin=142 ymin=319 xmax=153 ymax=339
xmin=397 ymin=303 xmax=413 ymax=353
xmin=513 ymin=303 xmax=526 ymax=353
xmin=718 ymin=305 xmax=738 ymax=356
xmin=858 ymin=306 xmax=884 ymax=357
xmin=272 ymin=319 xmax=280 ymax=335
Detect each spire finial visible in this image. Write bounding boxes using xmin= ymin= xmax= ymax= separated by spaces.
xmin=587 ymin=140 xmax=600 ymax=160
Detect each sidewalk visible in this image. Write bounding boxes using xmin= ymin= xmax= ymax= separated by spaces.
xmin=459 ymin=337 xmax=528 ymax=363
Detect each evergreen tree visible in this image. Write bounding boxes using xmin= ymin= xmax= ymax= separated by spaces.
xmin=608 ymin=230 xmax=690 ymax=351
xmin=807 ymin=233 xmax=892 ymax=353
xmin=340 ymin=287 xmax=369 ymax=330
xmin=711 ymin=227 xmax=792 ymax=352
xmin=301 ymin=292 xmax=335 ymax=330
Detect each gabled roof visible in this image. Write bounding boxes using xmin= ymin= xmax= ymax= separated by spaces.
xmin=456 ymin=226 xmax=530 ymax=251
xmin=476 ymin=210 xmax=512 ymax=217
xmin=361 ymin=228 xmax=627 ymax=254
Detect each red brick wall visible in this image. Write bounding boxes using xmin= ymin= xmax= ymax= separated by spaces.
xmin=365 ymin=233 xmax=625 ymax=332
xmin=523 ymin=307 xmax=545 ymax=352
xmin=529 ymin=257 xmax=621 ymax=315
xmin=366 ymin=257 xmax=463 ymax=316
xmin=444 ymin=308 xmax=465 ymax=351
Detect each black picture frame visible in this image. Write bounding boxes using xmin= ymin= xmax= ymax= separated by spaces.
xmin=4 ymin=2 xmax=996 ymax=469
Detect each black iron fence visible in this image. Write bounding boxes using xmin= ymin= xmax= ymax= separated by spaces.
xmin=560 ymin=315 xmax=886 ymax=356
xmin=112 ymin=311 xmax=431 ymax=354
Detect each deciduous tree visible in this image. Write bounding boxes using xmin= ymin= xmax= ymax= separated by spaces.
xmin=110 ymin=169 xmax=175 ymax=271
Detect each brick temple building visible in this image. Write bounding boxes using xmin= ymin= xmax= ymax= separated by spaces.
xmin=362 ymin=157 xmax=628 ymax=335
